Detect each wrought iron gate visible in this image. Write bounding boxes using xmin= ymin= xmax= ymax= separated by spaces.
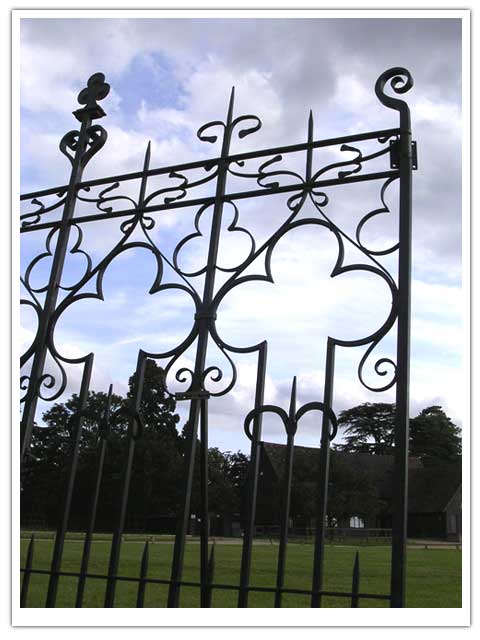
xmin=20 ymin=67 xmax=416 ymax=608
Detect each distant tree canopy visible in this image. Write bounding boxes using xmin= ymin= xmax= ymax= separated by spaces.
xmin=334 ymin=403 xmax=396 ymax=456
xmin=21 ymin=360 xmax=248 ymax=530
xmin=21 ymin=372 xmax=461 ymax=534
xmin=334 ymin=402 xmax=461 ymax=464
xmin=409 ymin=405 xmax=462 ymax=465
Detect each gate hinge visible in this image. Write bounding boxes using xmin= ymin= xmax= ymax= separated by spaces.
xmin=389 ymin=139 xmax=418 ymax=170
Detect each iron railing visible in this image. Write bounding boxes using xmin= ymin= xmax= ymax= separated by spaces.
xmin=20 ymin=67 xmax=416 ymax=608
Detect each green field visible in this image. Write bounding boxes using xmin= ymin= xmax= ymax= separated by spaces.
xmin=20 ymin=537 xmax=461 ymax=608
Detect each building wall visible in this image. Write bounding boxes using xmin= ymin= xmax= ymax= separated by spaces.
xmin=408 ymin=512 xmax=446 ymax=539
xmin=445 ymin=485 xmax=462 ymax=541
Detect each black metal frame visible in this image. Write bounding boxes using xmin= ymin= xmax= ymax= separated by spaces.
xmin=20 ymin=67 xmax=416 ymax=608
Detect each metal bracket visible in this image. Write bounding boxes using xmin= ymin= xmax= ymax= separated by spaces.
xmin=389 ymin=139 xmax=418 ymax=170
xmin=175 ymin=390 xmax=210 ymax=401
xmin=411 ymin=140 xmax=418 ymax=170
xmin=194 ymin=308 xmax=217 ymax=321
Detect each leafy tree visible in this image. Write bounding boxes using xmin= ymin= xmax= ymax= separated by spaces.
xmin=334 ymin=402 xmax=461 ymax=465
xmin=125 ymin=359 xmax=184 ymax=521
xmin=21 ymin=360 xmax=184 ymax=530
xmin=128 ymin=359 xmax=180 ymax=438
xmin=334 ymin=403 xmax=396 ymax=455
xmin=222 ymin=451 xmax=249 ymax=510
xmin=21 ymin=360 xmax=252 ymax=532
xmin=205 ymin=448 xmax=237 ymax=514
xmin=21 ymin=389 xmax=126 ymax=525
xmin=409 ymin=405 xmax=461 ymax=465
xmin=187 ymin=447 xmax=250 ymax=522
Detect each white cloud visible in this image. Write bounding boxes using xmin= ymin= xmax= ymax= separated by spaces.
xmin=414 ymin=97 xmax=461 ymax=133
xmin=19 ymin=17 xmax=465 ymax=450
xmin=333 ymin=74 xmax=374 ymax=111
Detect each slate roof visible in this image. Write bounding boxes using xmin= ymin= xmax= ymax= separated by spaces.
xmin=408 ymin=461 xmax=462 ymax=513
xmin=261 ymin=441 xmax=460 ymax=513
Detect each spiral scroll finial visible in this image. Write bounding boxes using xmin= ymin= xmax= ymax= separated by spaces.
xmin=375 ymin=67 xmax=413 ymax=130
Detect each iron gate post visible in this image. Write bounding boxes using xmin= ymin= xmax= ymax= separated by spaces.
xmin=375 ymin=68 xmax=414 ymax=608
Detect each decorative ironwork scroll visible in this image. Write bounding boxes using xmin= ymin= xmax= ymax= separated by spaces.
xmin=20 ymin=67 xmax=416 ymax=609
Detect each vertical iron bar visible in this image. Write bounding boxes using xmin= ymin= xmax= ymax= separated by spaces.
xmin=103 ymin=147 xmax=150 ymax=608
xmin=136 ymin=541 xmax=150 ymax=608
xmin=238 ymin=341 xmax=267 ymax=607
xmin=167 ymin=88 xmax=236 ymax=608
xmin=206 ymin=542 xmax=215 ymax=608
xmin=373 ymin=68 xmax=414 ymax=608
xmin=75 ymin=384 xmax=112 ymax=608
xmin=199 ymin=397 xmax=210 ymax=607
xmin=274 ymin=377 xmax=297 ymax=608
xmin=351 ymin=551 xmax=360 ymax=608
xmin=311 ymin=338 xmax=335 ymax=607
xmin=45 ymin=355 xmax=93 ymax=607
xmin=20 ymin=534 xmax=35 ymax=607
xmin=104 ymin=353 xmax=146 ymax=608
xmin=20 ymin=109 xmax=100 ymax=465
xmin=390 ymin=125 xmax=413 ymax=609
xmin=167 ymin=398 xmax=201 ymax=608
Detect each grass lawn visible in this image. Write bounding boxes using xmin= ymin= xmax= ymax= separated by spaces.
xmin=20 ymin=537 xmax=461 ymax=608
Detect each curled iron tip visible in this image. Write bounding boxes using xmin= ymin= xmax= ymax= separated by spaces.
xmin=375 ymin=67 xmax=413 ymax=129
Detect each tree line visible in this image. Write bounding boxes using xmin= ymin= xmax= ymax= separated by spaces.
xmin=21 ymin=360 xmax=461 ymax=532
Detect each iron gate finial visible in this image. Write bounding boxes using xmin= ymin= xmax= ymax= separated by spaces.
xmin=74 ymin=72 xmax=110 ymax=122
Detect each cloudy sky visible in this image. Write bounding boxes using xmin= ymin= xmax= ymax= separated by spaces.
xmin=19 ymin=13 xmax=464 ymax=453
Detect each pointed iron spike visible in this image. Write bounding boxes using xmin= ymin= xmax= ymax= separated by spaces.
xmin=289 ymin=376 xmax=297 ymax=420
xmin=308 ymin=110 xmax=314 ymax=141
xmin=227 ymin=86 xmax=236 ymax=123
xmin=142 ymin=140 xmax=152 ymax=175
xmin=208 ymin=542 xmax=215 ymax=586
xmin=26 ymin=533 xmax=35 ymax=562
xmin=353 ymin=550 xmax=360 ymax=577
xmin=205 ymin=542 xmax=215 ymax=608
xmin=136 ymin=540 xmax=150 ymax=608
xmin=102 ymin=384 xmax=113 ymax=430
xmin=138 ymin=142 xmax=152 ymax=207
xmin=305 ymin=112 xmax=314 ymax=181
xmin=141 ymin=540 xmax=150 ymax=571
xmin=351 ymin=550 xmax=360 ymax=608
xmin=145 ymin=140 xmax=152 ymax=162
xmin=20 ymin=534 xmax=35 ymax=607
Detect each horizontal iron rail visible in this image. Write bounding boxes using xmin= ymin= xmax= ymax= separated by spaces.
xmin=20 ymin=127 xmax=401 ymax=202
xmin=19 ymin=567 xmax=391 ymax=601
xmin=20 ymin=169 xmax=399 ymax=233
